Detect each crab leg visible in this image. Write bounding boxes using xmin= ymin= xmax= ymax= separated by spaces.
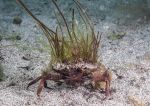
xmin=27 ymin=76 xmax=42 ymax=90
xmin=105 ymin=79 xmax=110 ymax=96
xmin=36 ymin=74 xmax=63 ymax=96
xmin=37 ymin=78 xmax=45 ymax=96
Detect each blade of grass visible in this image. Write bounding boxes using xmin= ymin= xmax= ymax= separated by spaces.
xmin=51 ymin=0 xmax=73 ymax=43
xmin=73 ymin=0 xmax=94 ymax=30
xmin=16 ymin=0 xmax=56 ymax=35
xmin=71 ymin=9 xmax=78 ymax=44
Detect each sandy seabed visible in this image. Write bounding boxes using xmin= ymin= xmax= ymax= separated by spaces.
xmin=1 ymin=1 xmax=150 ymax=106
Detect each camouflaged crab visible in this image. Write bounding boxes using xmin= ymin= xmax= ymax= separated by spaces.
xmin=27 ymin=63 xmax=112 ymax=97
xmin=17 ymin=0 xmax=112 ymax=98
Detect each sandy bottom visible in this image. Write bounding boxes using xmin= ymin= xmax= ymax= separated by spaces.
xmin=0 ymin=6 xmax=150 ymax=106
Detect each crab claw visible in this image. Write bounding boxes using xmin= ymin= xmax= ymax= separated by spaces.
xmin=91 ymin=69 xmax=112 ymax=99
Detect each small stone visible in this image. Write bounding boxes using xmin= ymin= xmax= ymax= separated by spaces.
xmin=19 ymin=66 xmax=30 ymax=70
xmin=13 ymin=16 xmax=22 ymax=25
xmin=117 ymin=75 xmax=123 ymax=79
xmin=7 ymin=81 xmax=16 ymax=87
xmin=111 ymin=88 xmax=117 ymax=93
xmin=22 ymin=54 xmax=31 ymax=61
xmin=128 ymin=96 xmax=145 ymax=106
xmin=16 ymin=35 xmax=21 ymax=40
xmin=0 ymin=35 xmax=2 ymax=41
xmin=28 ymin=77 xmax=34 ymax=80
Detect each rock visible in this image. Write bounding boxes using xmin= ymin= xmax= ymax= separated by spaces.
xmin=7 ymin=81 xmax=17 ymax=87
xmin=117 ymin=75 xmax=124 ymax=79
xmin=128 ymin=96 xmax=145 ymax=106
xmin=16 ymin=35 xmax=21 ymax=40
xmin=18 ymin=66 xmax=30 ymax=71
xmin=0 ymin=35 xmax=2 ymax=41
xmin=22 ymin=55 xmax=31 ymax=61
xmin=13 ymin=16 xmax=22 ymax=25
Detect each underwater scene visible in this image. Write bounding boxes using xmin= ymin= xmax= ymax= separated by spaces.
xmin=0 ymin=0 xmax=150 ymax=106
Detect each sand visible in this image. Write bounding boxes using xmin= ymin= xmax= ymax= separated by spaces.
xmin=0 ymin=0 xmax=150 ymax=106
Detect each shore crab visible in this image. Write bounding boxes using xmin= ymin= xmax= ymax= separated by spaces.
xmin=16 ymin=0 xmax=112 ymax=99
xmin=27 ymin=63 xmax=112 ymax=97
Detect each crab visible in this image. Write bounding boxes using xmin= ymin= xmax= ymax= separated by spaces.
xmin=27 ymin=62 xmax=112 ymax=97
xmin=16 ymin=0 xmax=112 ymax=99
